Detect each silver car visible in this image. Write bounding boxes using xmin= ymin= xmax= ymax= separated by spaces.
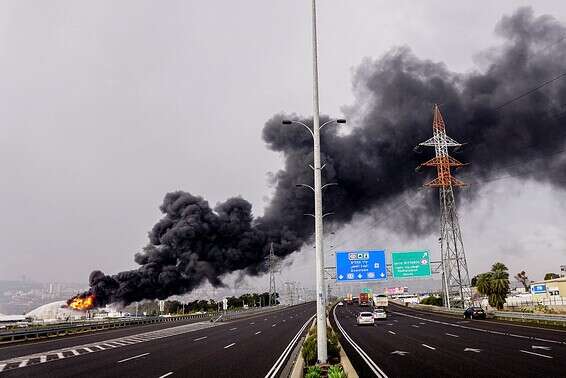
xmin=356 ymin=311 xmax=375 ymax=326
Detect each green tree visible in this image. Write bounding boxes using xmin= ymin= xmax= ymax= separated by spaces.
xmin=544 ymin=273 xmax=560 ymax=280
xmin=476 ymin=263 xmax=510 ymax=310
xmin=514 ymin=271 xmax=530 ymax=291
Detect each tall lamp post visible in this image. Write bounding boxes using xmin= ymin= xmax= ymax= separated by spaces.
xmin=282 ymin=0 xmax=345 ymax=363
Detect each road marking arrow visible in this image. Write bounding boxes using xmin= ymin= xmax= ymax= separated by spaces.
xmin=532 ymin=345 xmax=551 ymax=350
xmin=391 ymin=350 xmax=409 ymax=356
xmin=464 ymin=348 xmax=482 ymax=353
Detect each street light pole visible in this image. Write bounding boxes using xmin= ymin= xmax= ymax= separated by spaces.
xmin=310 ymin=0 xmax=327 ymax=363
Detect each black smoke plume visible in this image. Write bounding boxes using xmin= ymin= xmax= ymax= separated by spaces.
xmin=81 ymin=7 xmax=566 ymax=307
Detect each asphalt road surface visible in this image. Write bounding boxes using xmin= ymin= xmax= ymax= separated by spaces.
xmin=0 ymin=302 xmax=315 ymax=378
xmin=331 ymin=302 xmax=566 ymax=378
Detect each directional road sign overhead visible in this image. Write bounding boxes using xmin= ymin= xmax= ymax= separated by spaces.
xmin=335 ymin=250 xmax=387 ymax=282
xmin=391 ymin=251 xmax=432 ymax=279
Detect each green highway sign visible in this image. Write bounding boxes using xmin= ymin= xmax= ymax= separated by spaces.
xmin=362 ymin=288 xmax=371 ymax=293
xmin=391 ymin=251 xmax=432 ymax=279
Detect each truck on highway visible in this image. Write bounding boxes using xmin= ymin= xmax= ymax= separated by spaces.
xmin=359 ymin=293 xmax=370 ymax=306
xmin=373 ymin=294 xmax=388 ymax=308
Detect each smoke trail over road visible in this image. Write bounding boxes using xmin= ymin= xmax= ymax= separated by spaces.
xmin=79 ymin=7 xmax=566 ymax=307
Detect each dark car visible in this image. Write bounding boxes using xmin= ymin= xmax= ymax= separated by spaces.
xmin=464 ymin=306 xmax=486 ymax=319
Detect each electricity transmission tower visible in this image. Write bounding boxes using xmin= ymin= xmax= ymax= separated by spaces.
xmin=267 ymin=243 xmax=279 ymax=306
xmin=417 ymin=104 xmax=471 ymax=309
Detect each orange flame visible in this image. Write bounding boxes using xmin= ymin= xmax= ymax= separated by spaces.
xmin=68 ymin=294 xmax=96 ymax=311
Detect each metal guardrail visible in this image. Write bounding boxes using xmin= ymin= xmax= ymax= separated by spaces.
xmin=395 ymin=300 xmax=566 ymax=325
xmin=0 ymin=305 xmax=288 ymax=344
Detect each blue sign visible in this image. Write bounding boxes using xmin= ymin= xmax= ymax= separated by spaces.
xmin=336 ymin=250 xmax=387 ymax=282
xmin=531 ymin=284 xmax=546 ymax=294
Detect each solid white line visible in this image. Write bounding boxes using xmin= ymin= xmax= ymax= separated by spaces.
xmin=193 ymin=336 xmax=207 ymax=341
xmin=117 ymin=353 xmax=150 ymax=363
xmin=158 ymin=372 xmax=174 ymax=378
xmin=445 ymin=333 xmax=459 ymax=338
xmin=520 ymin=350 xmax=553 ymax=359
xmin=255 ymin=331 xmax=262 ymax=335
xmin=422 ymin=344 xmax=436 ymax=350
xmin=224 ymin=343 xmax=236 ymax=349
xmin=264 ymin=314 xmax=315 ymax=378
xmin=333 ymin=306 xmax=388 ymax=378
xmin=388 ymin=331 xmax=396 ymax=335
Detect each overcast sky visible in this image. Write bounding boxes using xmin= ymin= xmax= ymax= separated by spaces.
xmin=1 ymin=1 xmax=565 ymax=288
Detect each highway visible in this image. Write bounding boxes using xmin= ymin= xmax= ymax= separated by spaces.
xmin=0 ymin=302 xmax=315 ymax=377
xmin=331 ymin=302 xmax=566 ymax=378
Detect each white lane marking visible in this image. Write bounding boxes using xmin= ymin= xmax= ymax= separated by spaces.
xmin=422 ymin=344 xmax=436 ymax=350
xmin=84 ymin=348 xmax=94 ymax=353
xmin=411 ymin=325 xmax=420 ymax=328
xmin=255 ymin=331 xmax=262 ymax=335
xmin=265 ymin=314 xmax=315 ymax=378
xmin=71 ymin=350 xmax=80 ymax=356
xmin=419 ymin=322 xmax=426 ymax=325
xmin=229 ymin=327 xmax=237 ymax=331
xmin=464 ymin=348 xmax=482 ymax=353
xmin=18 ymin=360 xmax=28 ymax=368
xmin=333 ymin=306 xmax=388 ymax=378
xmin=388 ymin=331 xmax=396 ymax=335
xmin=390 ymin=350 xmax=408 ymax=356
xmin=95 ymin=345 xmax=106 ymax=350
xmin=224 ymin=343 xmax=236 ymax=349
xmin=392 ymin=310 xmax=565 ymax=344
xmin=250 ymin=322 xmax=255 ymax=325
xmin=40 ymin=356 xmax=47 ymax=363
xmin=445 ymin=333 xmax=459 ymax=338
xmin=272 ymin=324 xmax=277 ymax=327
xmin=0 ymin=364 xmax=6 ymax=372
xmin=117 ymin=353 xmax=151 ymax=363
xmin=264 ymin=318 xmax=267 ymax=321
xmin=282 ymin=320 xmax=286 ymax=322
xmin=57 ymin=352 xmax=65 ymax=359
xmin=532 ymin=345 xmax=551 ymax=350
xmin=159 ymin=372 xmax=174 ymax=378
xmin=520 ymin=350 xmax=553 ymax=359
xmin=387 ymin=323 xmax=393 ymax=326
xmin=193 ymin=336 xmax=207 ymax=341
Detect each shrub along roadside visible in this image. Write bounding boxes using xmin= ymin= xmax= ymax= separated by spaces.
xmin=301 ymin=325 xmax=341 ymax=366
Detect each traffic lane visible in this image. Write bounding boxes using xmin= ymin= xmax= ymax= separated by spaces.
xmin=333 ymin=304 xmax=483 ymax=378
xmin=171 ymin=304 xmax=315 ymax=377
xmin=334 ymin=304 xmax=566 ymax=377
xmin=0 ymin=316 xmax=211 ymax=361
xmin=1 ymin=303 xmax=315 ymax=378
xmin=389 ymin=306 xmax=566 ymax=377
xmin=390 ymin=302 xmax=566 ymax=343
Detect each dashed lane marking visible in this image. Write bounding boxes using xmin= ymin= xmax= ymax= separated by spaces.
xmin=422 ymin=344 xmax=436 ymax=350
xmin=520 ymin=350 xmax=553 ymax=359
xmin=193 ymin=336 xmax=207 ymax=341
xmin=388 ymin=331 xmax=396 ymax=335
xmin=117 ymin=353 xmax=150 ymax=363
xmin=445 ymin=333 xmax=459 ymax=338
xmin=159 ymin=372 xmax=174 ymax=378
xmin=229 ymin=327 xmax=237 ymax=331
xmin=255 ymin=331 xmax=262 ymax=335
xmin=224 ymin=343 xmax=236 ymax=349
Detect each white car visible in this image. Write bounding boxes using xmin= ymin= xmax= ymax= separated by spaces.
xmin=337 ymin=302 xmax=344 ymax=306
xmin=356 ymin=312 xmax=375 ymax=326
xmin=373 ymin=308 xmax=387 ymax=320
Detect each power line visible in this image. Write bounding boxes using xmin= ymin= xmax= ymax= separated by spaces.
xmin=494 ymin=72 xmax=566 ymax=111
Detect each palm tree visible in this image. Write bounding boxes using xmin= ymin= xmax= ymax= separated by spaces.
xmin=475 ymin=263 xmax=510 ymax=310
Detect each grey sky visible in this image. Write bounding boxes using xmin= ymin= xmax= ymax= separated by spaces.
xmin=1 ymin=1 xmax=565 ymax=286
